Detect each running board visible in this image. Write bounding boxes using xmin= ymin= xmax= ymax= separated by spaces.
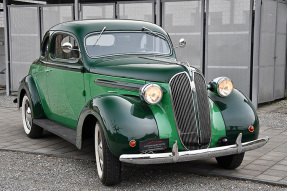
xmin=33 ymin=119 xmax=77 ymax=145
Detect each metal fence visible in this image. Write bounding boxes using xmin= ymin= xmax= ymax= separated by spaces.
xmin=5 ymin=0 xmax=287 ymax=105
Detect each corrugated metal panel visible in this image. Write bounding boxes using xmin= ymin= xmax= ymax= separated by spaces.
xmin=42 ymin=5 xmax=73 ymax=36
xmin=258 ymin=0 xmax=277 ymax=103
xmin=162 ymin=0 xmax=203 ymax=70
xmin=9 ymin=6 xmax=40 ymax=91
xmin=205 ymin=0 xmax=252 ymax=97
xmin=274 ymin=3 xmax=287 ymax=100
xmin=118 ymin=2 xmax=154 ymax=23
xmin=81 ymin=3 xmax=115 ymax=20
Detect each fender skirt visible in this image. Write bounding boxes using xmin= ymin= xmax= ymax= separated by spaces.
xmin=17 ymin=75 xmax=45 ymax=119
xmin=208 ymin=89 xmax=259 ymax=143
xmin=77 ymin=95 xmax=159 ymax=157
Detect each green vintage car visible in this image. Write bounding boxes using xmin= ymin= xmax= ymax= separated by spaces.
xmin=17 ymin=20 xmax=268 ymax=185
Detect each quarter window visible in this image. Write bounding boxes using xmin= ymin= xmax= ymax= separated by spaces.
xmin=52 ymin=34 xmax=79 ymax=60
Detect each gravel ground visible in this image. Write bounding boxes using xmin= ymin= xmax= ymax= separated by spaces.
xmin=0 ymin=150 xmax=286 ymax=191
xmin=0 ymin=94 xmax=17 ymax=108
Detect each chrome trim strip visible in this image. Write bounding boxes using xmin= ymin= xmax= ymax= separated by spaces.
xmin=119 ymin=134 xmax=269 ymax=165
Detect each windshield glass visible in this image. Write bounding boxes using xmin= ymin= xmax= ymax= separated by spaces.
xmin=85 ymin=32 xmax=171 ymax=58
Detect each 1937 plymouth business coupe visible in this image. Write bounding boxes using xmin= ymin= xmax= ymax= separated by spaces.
xmin=17 ymin=20 xmax=269 ymax=185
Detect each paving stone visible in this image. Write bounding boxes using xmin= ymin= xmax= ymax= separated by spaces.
xmin=259 ymin=155 xmax=286 ymax=161
xmin=279 ymin=177 xmax=287 ymax=184
xmin=263 ymin=169 xmax=287 ymax=178
xmin=243 ymin=164 xmax=270 ymax=172
xmin=230 ymin=169 xmax=262 ymax=177
xmin=250 ymin=159 xmax=277 ymax=166
xmin=255 ymin=174 xmax=283 ymax=182
xmin=278 ymin=160 xmax=287 ymax=166
xmin=270 ymin=165 xmax=287 ymax=172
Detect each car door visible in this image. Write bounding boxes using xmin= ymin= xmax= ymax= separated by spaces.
xmin=45 ymin=32 xmax=86 ymax=129
xmin=33 ymin=34 xmax=50 ymax=113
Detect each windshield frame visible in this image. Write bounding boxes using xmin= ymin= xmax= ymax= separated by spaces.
xmin=84 ymin=30 xmax=173 ymax=59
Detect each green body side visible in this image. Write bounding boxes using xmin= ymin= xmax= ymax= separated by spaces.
xmin=18 ymin=20 xmax=259 ymax=157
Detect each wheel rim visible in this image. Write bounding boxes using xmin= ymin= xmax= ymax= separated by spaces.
xmin=95 ymin=123 xmax=104 ymax=179
xmin=22 ymin=96 xmax=32 ymax=134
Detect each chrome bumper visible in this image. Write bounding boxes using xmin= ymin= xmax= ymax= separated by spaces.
xmin=119 ymin=133 xmax=269 ymax=165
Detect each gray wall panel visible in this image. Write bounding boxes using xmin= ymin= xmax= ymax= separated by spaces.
xmin=205 ymin=0 xmax=252 ymax=97
xmin=258 ymin=0 xmax=277 ymax=103
xmin=118 ymin=2 xmax=154 ymax=23
xmin=81 ymin=4 xmax=115 ymax=19
xmin=42 ymin=6 xmax=73 ymax=36
xmin=274 ymin=2 xmax=287 ymax=99
xmin=9 ymin=7 xmax=40 ymax=91
xmin=162 ymin=1 xmax=202 ymax=69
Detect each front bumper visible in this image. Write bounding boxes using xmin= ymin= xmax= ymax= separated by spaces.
xmin=119 ymin=133 xmax=269 ymax=165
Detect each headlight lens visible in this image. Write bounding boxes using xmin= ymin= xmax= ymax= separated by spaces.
xmin=140 ymin=84 xmax=163 ymax=105
xmin=217 ymin=77 xmax=233 ymax=97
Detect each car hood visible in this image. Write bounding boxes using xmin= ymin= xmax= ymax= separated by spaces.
xmin=89 ymin=56 xmax=186 ymax=83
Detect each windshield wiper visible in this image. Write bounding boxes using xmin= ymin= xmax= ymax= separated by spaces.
xmin=142 ymin=27 xmax=164 ymax=39
xmin=94 ymin=26 xmax=106 ymax=46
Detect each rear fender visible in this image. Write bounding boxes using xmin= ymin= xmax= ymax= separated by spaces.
xmin=17 ymin=75 xmax=45 ymax=119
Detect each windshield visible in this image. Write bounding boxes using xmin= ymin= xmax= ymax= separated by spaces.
xmin=85 ymin=32 xmax=171 ymax=58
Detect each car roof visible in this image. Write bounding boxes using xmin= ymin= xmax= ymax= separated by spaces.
xmin=49 ymin=19 xmax=168 ymax=38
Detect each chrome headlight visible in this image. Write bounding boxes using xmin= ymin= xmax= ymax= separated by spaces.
xmin=209 ymin=77 xmax=234 ymax=97
xmin=140 ymin=84 xmax=163 ymax=105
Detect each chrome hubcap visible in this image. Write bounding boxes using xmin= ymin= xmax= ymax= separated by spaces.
xmin=25 ymin=101 xmax=32 ymax=130
xmin=98 ymin=132 xmax=104 ymax=171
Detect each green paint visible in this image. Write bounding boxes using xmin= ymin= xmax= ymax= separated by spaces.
xmin=208 ymin=98 xmax=226 ymax=148
xmin=209 ymin=89 xmax=259 ymax=143
xmin=147 ymin=82 xmax=186 ymax=151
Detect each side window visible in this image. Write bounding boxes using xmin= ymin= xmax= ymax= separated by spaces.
xmin=52 ymin=33 xmax=79 ymax=60
xmin=41 ymin=36 xmax=49 ymax=57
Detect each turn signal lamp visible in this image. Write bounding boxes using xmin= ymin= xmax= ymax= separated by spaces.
xmin=129 ymin=140 xmax=136 ymax=147
xmin=248 ymin=126 xmax=255 ymax=132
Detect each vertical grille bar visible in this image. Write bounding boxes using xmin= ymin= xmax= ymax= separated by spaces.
xmin=194 ymin=73 xmax=212 ymax=149
xmin=169 ymin=73 xmax=198 ymax=150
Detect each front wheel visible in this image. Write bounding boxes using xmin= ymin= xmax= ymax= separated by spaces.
xmin=95 ymin=122 xmax=121 ymax=186
xmin=216 ymin=152 xmax=245 ymax=169
xmin=21 ymin=94 xmax=43 ymax=138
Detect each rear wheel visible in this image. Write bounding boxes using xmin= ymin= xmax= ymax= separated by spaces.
xmin=21 ymin=94 xmax=43 ymax=138
xmin=95 ymin=122 xmax=121 ymax=186
xmin=216 ymin=152 xmax=245 ymax=169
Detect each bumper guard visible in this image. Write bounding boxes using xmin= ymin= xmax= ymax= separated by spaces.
xmin=119 ymin=133 xmax=269 ymax=165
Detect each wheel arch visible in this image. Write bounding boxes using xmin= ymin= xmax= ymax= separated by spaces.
xmin=76 ymin=94 xmax=159 ymax=157
xmin=17 ymin=75 xmax=45 ymax=119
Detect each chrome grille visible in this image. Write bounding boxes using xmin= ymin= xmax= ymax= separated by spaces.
xmin=194 ymin=73 xmax=211 ymax=149
xmin=169 ymin=73 xmax=198 ymax=150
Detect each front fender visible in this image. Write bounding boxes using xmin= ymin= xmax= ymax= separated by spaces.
xmin=17 ymin=75 xmax=45 ymax=119
xmin=77 ymin=94 xmax=159 ymax=157
xmin=208 ymin=89 xmax=259 ymax=143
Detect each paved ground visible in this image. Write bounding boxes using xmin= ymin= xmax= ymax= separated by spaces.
xmin=0 ymin=98 xmax=287 ymax=187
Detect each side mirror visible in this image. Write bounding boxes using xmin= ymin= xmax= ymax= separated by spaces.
xmin=179 ymin=38 xmax=186 ymax=48
xmin=61 ymin=42 xmax=73 ymax=53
